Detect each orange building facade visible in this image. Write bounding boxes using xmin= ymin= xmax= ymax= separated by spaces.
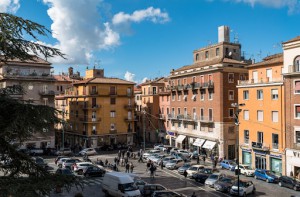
xmin=237 ymin=54 xmax=285 ymax=175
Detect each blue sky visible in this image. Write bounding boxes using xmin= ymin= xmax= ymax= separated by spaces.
xmin=1 ymin=0 xmax=300 ymax=83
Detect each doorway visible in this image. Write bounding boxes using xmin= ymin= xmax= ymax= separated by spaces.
xmin=255 ymin=155 xmax=266 ymax=169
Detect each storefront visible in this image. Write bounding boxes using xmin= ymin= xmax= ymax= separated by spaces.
xmin=193 ymin=138 xmax=206 ymax=152
xmin=286 ymin=149 xmax=300 ymax=177
xmin=242 ymin=149 xmax=252 ymax=167
xmin=270 ymin=154 xmax=282 ymax=175
xmin=254 ymin=151 xmax=267 ymax=170
xmin=202 ymin=140 xmax=218 ymax=156
xmin=175 ymin=135 xmax=186 ymax=149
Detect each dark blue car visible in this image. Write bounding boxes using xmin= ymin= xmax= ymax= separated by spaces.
xmin=254 ymin=169 xmax=279 ymax=183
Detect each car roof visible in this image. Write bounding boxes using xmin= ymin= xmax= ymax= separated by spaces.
xmin=190 ymin=164 xmax=204 ymax=168
xmin=76 ymin=162 xmax=93 ymax=165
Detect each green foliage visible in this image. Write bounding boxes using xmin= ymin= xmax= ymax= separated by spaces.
xmin=0 ymin=13 xmax=65 ymax=61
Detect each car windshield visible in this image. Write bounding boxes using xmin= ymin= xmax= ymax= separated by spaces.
xmin=122 ymin=183 xmax=137 ymax=191
xmin=220 ymin=177 xmax=232 ymax=183
xmin=209 ymin=174 xmax=219 ymax=179
xmin=243 ymin=166 xmax=251 ymax=170
xmin=229 ymin=161 xmax=236 ymax=165
xmin=168 ymin=160 xmax=176 ymax=163
xmin=203 ymin=169 xmax=212 ymax=174
xmin=265 ymin=171 xmax=276 ymax=176
xmin=182 ymin=164 xmax=191 ymax=167
xmin=234 ymin=181 xmax=246 ymax=187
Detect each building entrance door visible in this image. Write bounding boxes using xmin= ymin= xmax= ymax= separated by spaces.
xmin=255 ymin=155 xmax=266 ymax=169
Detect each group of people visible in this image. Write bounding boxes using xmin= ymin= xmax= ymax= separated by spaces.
xmin=146 ymin=160 xmax=157 ymax=179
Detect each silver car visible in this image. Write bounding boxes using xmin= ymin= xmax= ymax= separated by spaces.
xmin=205 ymin=173 xmax=223 ymax=187
xmin=165 ymin=159 xmax=184 ymax=170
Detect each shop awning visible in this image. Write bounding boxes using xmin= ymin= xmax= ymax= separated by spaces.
xmin=175 ymin=135 xmax=186 ymax=144
xmin=193 ymin=138 xmax=206 ymax=147
xmin=202 ymin=140 xmax=217 ymax=150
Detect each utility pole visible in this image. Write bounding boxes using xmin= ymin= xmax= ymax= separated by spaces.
xmin=231 ymin=102 xmax=245 ymax=196
xmin=61 ymin=104 xmax=65 ymax=150
xmin=142 ymin=109 xmax=146 ymax=151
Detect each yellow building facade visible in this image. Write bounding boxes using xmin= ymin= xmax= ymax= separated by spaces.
xmin=237 ymin=54 xmax=285 ymax=175
xmin=63 ymin=69 xmax=136 ymax=148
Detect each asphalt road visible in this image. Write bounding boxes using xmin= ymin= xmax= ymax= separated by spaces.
xmin=44 ymin=151 xmax=300 ymax=197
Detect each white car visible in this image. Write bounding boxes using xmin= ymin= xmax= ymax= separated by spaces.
xmin=56 ymin=157 xmax=71 ymax=168
xmin=72 ymin=161 xmax=94 ymax=174
xmin=186 ymin=165 xmax=204 ymax=178
xmin=79 ymin=148 xmax=97 ymax=156
xmin=143 ymin=150 xmax=160 ymax=160
xmin=177 ymin=150 xmax=191 ymax=157
xmin=235 ymin=164 xmax=255 ymax=177
xmin=154 ymin=144 xmax=164 ymax=151
xmin=230 ymin=180 xmax=255 ymax=196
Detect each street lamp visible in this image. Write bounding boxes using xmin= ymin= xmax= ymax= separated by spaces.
xmin=142 ymin=109 xmax=146 ymax=151
xmin=61 ymin=104 xmax=66 ymax=150
xmin=231 ymin=102 xmax=245 ymax=196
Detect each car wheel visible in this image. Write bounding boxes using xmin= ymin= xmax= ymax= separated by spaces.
xmin=254 ymin=175 xmax=258 ymax=179
xmin=266 ymin=179 xmax=270 ymax=183
xmin=278 ymin=182 xmax=282 ymax=187
xmin=243 ymin=192 xmax=247 ymax=197
xmin=78 ymin=170 xmax=83 ymax=175
xmin=294 ymin=186 xmax=298 ymax=191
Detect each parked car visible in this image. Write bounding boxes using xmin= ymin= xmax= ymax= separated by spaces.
xmin=55 ymin=148 xmax=73 ymax=156
xmin=72 ymin=162 xmax=94 ymax=174
xmin=142 ymin=184 xmax=166 ymax=197
xmin=78 ymin=148 xmax=97 ymax=156
xmin=154 ymin=144 xmax=164 ymax=151
xmin=229 ymin=180 xmax=255 ymax=196
xmin=28 ymin=148 xmax=44 ymax=156
xmin=32 ymin=156 xmax=47 ymax=169
xmin=186 ymin=164 xmax=204 ymax=178
xmin=134 ymin=179 xmax=147 ymax=193
xmin=235 ymin=164 xmax=255 ymax=177
xmin=165 ymin=159 xmax=184 ymax=170
xmin=143 ymin=150 xmax=160 ymax=160
xmin=152 ymin=190 xmax=183 ymax=197
xmin=205 ymin=173 xmax=223 ymax=188
xmin=254 ymin=169 xmax=279 ymax=183
xmin=55 ymin=168 xmax=75 ymax=176
xmin=190 ymin=151 xmax=199 ymax=159
xmin=177 ymin=150 xmax=191 ymax=158
xmin=55 ymin=156 xmax=66 ymax=165
xmin=149 ymin=154 xmax=166 ymax=164
xmin=278 ymin=176 xmax=300 ymax=191
xmin=160 ymin=156 xmax=175 ymax=167
xmin=57 ymin=157 xmax=71 ymax=168
xmin=62 ymin=158 xmax=82 ymax=169
xmin=83 ymin=165 xmax=105 ymax=177
xmin=170 ymin=148 xmax=179 ymax=154
xmin=214 ymin=176 xmax=235 ymax=193
xmin=178 ymin=163 xmax=192 ymax=175
xmin=193 ymin=168 xmax=213 ymax=183
xmin=220 ymin=160 xmax=236 ymax=171
xmin=162 ymin=146 xmax=173 ymax=153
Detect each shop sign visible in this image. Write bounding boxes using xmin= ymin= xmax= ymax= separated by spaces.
xmin=168 ymin=131 xmax=175 ymax=136
xmin=286 ymin=149 xmax=300 ymax=158
xmin=254 ymin=150 xmax=266 ymax=156
xmin=242 ymin=148 xmax=252 ymax=152
xmin=270 ymin=154 xmax=282 ymax=159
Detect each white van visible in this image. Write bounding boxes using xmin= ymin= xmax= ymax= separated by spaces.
xmin=102 ymin=172 xmax=141 ymax=197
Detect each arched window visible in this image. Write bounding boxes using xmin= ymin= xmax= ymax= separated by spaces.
xmin=295 ymin=56 xmax=300 ymax=72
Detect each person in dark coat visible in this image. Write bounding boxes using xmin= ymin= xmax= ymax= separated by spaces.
xmin=197 ymin=156 xmax=200 ymax=164
xmin=125 ymin=163 xmax=130 ymax=173
xmin=183 ymin=170 xmax=188 ymax=178
xmin=160 ymin=160 xmax=164 ymax=170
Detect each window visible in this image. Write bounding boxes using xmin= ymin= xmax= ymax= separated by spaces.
xmin=110 ymin=86 xmax=116 ymax=95
xmin=272 ymin=111 xmax=278 ymax=122
xmin=178 ymin=93 xmax=181 ymax=101
xmin=257 ymin=110 xmax=263 ymax=121
xmin=91 ymin=86 xmax=97 ymax=94
xmin=200 ymin=91 xmax=205 ymax=100
xmin=257 ymin=131 xmax=264 ymax=143
xmin=296 ymin=131 xmax=300 ymax=144
xmin=208 ymin=91 xmax=213 ymax=100
xmin=243 ymin=90 xmax=249 ymax=100
xmin=184 ymin=122 xmax=187 ymax=128
xmin=152 ymin=87 xmax=157 ymax=95
xmin=200 ymin=108 xmax=204 ymax=120
xmin=295 ymin=81 xmax=300 ymax=94
xmin=271 ymin=89 xmax=278 ymax=100
xmin=244 ymin=130 xmax=249 ymax=144
xmin=192 ymin=76 xmax=196 ymax=82
xmin=294 ymin=56 xmax=300 ymax=72
xmin=216 ymin=48 xmax=220 ymax=56
xmin=195 ymin=53 xmax=199 ymax=61
xmin=75 ymin=110 xmax=78 ymax=117
xmin=244 ymin=110 xmax=249 ymax=120
xmin=192 ymin=94 xmax=196 ymax=101
xmin=43 ymin=98 xmax=48 ymax=106
xmin=257 ymin=90 xmax=263 ymax=100
xmin=110 ymin=111 xmax=116 ymax=118
xmin=272 ymin=134 xmax=279 ymax=149
xmin=252 ymin=71 xmax=258 ymax=83
xmin=110 ymin=97 xmax=116 ymax=105
xmin=295 ymin=105 xmax=300 ymax=118
xmin=43 ymin=85 xmax=48 ymax=93
xmin=209 ymin=109 xmax=213 ymax=121
xmin=208 ymin=75 xmax=213 ymax=82
xmin=161 ymin=107 xmax=164 ymax=114
xmin=228 ymin=73 xmax=234 ymax=83
xmin=127 ymin=88 xmax=132 ymax=96
xmin=205 ymin=51 xmax=209 ymax=59
xmin=177 ymin=79 xmax=181 ymax=85
xmin=193 ymin=123 xmax=198 ymax=130
xmin=172 ymin=93 xmax=175 ymax=101
xmin=183 ymin=93 xmax=187 ymax=101
xmin=229 ymin=108 xmax=234 ymax=118
xmin=229 ymin=90 xmax=234 ymax=100
xmin=92 ymin=97 xmax=97 ymax=107
xmin=266 ymin=69 xmax=272 ymax=81
xmin=200 ymin=75 xmax=205 ymax=84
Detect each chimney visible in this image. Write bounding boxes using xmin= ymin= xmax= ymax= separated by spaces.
xmin=218 ymin=26 xmax=230 ymax=43
xmin=68 ymin=67 xmax=74 ymax=76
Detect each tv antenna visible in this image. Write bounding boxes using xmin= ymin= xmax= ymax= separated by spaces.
xmin=94 ymin=59 xmax=101 ymax=69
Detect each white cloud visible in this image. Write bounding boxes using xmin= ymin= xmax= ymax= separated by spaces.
xmin=42 ymin=0 xmax=120 ymax=64
xmin=225 ymin=0 xmax=300 ymax=14
xmin=141 ymin=77 xmax=148 ymax=83
xmin=0 ymin=0 xmax=20 ymax=13
xmin=124 ymin=71 xmax=136 ymax=82
xmin=112 ymin=7 xmax=170 ymax=25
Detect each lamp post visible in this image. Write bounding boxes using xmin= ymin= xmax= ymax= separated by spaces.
xmin=231 ymin=102 xmax=245 ymax=196
xmin=142 ymin=109 xmax=146 ymax=151
xmin=61 ymin=104 xmax=66 ymax=150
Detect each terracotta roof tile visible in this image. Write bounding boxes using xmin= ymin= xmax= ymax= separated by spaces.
xmin=0 ymin=55 xmax=50 ymax=65
xmin=247 ymin=53 xmax=283 ymax=68
xmin=283 ymin=36 xmax=300 ymax=44
xmin=73 ymin=77 xmax=135 ymax=85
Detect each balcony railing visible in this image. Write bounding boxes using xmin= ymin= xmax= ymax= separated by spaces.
xmin=199 ymin=116 xmax=214 ymax=122
xmin=168 ymin=114 xmax=176 ymax=119
xmin=238 ymin=77 xmax=283 ymax=85
xmin=79 ymin=117 xmax=101 ymax=123
xmin=39 ymin=90 xmax=55 ymax=96
xmin=159 ymin=114 xmax=166 ymax=119
xmin=90 ymin=91 xmax=98 ymax=95
xmin=110 ymin=129 xmax=117 ymax=134
xmin=288 ymin=64 xmax=300 ymax=73
xmin=203 ymin=81 xmax=214 ymax=89
xmin=251 ymin=142 xmax=270 ymax=151
xmin=124 ymin=104 xmax=135 ymax=110
xmin=81 ymin=104 xmax=101 ymax=109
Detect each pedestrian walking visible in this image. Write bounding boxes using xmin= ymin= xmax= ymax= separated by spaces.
xmin=125 ymin=157 xmax=128 ymax=165
xmin=125 ymin=163 xmax=130 ymax=173
xmin=127 ymin=150 xmax=130 ymax=158
xmin=138 ymin=155 xmax=143 ymax=163
xmin=202 ymin=155 xmax=206 ymax=165
xmin=160 ymin=160 xmax=164 ymax=170
xmin=105 ymin=159 xmax=108 ymax=166
xmin=191 ymin=192 xmax=196 ymax=197
xmin=130 ymin=162 xmax=134 ymax=173
xmin=122 ymin=150 xmax=125 ymax=158
xmin=150 ymin=165 xmax=155 ymax=179
xmin=197 ymin=155 xmax=200 ymax=164
xmin=146 ymin=161 xmax=151 ymax=171
xmin=183 ymin=170 xmax=188 ymax=179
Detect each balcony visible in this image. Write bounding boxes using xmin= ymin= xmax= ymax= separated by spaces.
xmin=177 ymin=85 xmax=184 ymax=91
xmin=288 ymin=64 xmax=300 ymax=73
xmin=124 ymin=104 xmax=135 ymax=110
xmin=171 ymin=86 xmax=177 ymax=91
xmin=90 ymin=91 xmax=98 ymax=95
xmin=240 ymin=141 xmax=250 ymax=149
xmin=251 ymin=142 xmax=270 ymax=151
xmin=168 ymin=114 xmax=176 ymax=119
xmin=110 ymin=129 xmax=117 ymax=134
xmin=81 ymin=104 xmax=101 ymax=110
xmin=124 ymin=117 xmax=138 ymax=122
xmin=159 ymin=114 xmax=166 ymax=120
xmin=238 ymin=77 xmax=283 ymax=85
xmin=203 ymin=81 xmax=214 ymax=89
xmin=79 ymin=117 xmax=101 ymax=123
xmin=39 ymin=90 xmax=55 ymax=96
xmin=199 ymin=116 xmax=214 ymax=123
xmin=191 ymin=82 xmax=201 ymax=90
